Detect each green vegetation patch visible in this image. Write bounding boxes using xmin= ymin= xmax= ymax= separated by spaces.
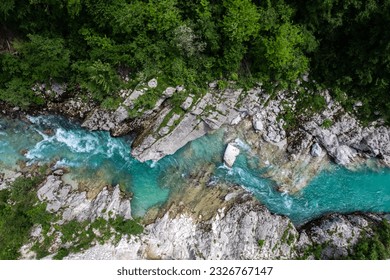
xmin=0 ymin=171 xmax=143 ymax=260
xmin=347 ymin=219 xmax=390 ymax=260
xmin=0 ymin=175 xmax=49 ymax=259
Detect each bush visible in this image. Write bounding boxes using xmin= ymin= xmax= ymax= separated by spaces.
xmin=71 ymin=60 xmax=121 ymax=101
xmin=14 ymin=34 xmax=70 ymax=82
xmin=111 ymin=217 xmax=144 ymax=235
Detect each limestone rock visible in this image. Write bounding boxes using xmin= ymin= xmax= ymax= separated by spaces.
xmin=301 ymin=213 xmax=380 ymax=259
xmin=53 ymin=169 xmax=64 ymax=176
xmin=223 ymin=143 xmax=240 ymax=167
xmin=163 ymin=87 xmax=176 ymax=97
xmin=37 ymin=176 xmax=131 ymax=222
xmin=311 ymin=143 xmax=323 ymax=157
xmin=123 ymin=90 xmax=144 ymax=107
xmin=167 ymin=114 xmax=181 ymax=127
xmin=131 ymin=89 xmax=243 ymax=162
xmin=180 ymin=96 xmax=193 ymax=110
xmin=82 ymin=109 xmax=115 ymax=131
xmin=158 ymin=127 xmax=170 ymax=136
xmin=114 ymin=106 xmax=129 ymax=123
xmin=334 ymin=145 xmax=357 ymax=165
xmin=51 ymin=83 xmax=66 ymax=100
xmin=230 ymin=114 xmax=243 ymax=125
xmin=252 ymin=113 xmax=264 ymax=131
xmin=148 ymin=78 xmax=158 ymax=88
xmin=0 ymin=170 xmax=22 ymax=190
xmin=47 ymin=97 xmax=94 ymax=119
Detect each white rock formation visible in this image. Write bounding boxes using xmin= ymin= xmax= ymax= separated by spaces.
xmin=223 ymin=143 xmax=240 ymax=167
xmin=180 ymin=96 xmax=193 ymax=110
xmin=147 ymin=78 xmax=158 ymax=88
xmin=311 ymin=143 xmax=323 ymax=157
xmin=37 ymin=175 xmax=131 ymax=222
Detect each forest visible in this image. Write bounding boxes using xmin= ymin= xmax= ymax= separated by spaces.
xmin=0 ymin=0 xmax=389 ymax=123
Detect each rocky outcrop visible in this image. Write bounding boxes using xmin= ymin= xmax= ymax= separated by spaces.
xmin=301 ymin=93 xmax=390 ymax=166
xmin=310 ymin=143 xmax=323 ymax=157
xmin=47 ymin=97 xmax=95 ymax=119
xmin=299 ymin=213 xmax=383 ymax=259
xmin=37 ymin=172 xmax=131 ymax=222
xmin=80 ymin=106 xmax=132 ymax=136
xmin=65 ymin=186 xmax=384 ymax=260
xmin=0 ymin=169 xmax=22 ymax=190
xmin=1 ymin=161 xmax=385 ymax=260
xmin=131 ymin=88 xmax=244 ymax=162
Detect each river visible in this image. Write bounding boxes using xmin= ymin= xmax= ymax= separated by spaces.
xmin=1 ymin=115 xmax=389 ymax=225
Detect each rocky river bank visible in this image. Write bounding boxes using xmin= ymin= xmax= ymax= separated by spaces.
xmin=1 ymin=164 xmax=386 ymax=260
xmin=12 ymin=79 xmax=388 ymax=194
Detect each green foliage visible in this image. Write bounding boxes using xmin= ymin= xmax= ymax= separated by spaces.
xmin=72 ymin=60 xmax=120 ymax=101
xmin=279 ymin=85 xmax=327 ymax=131
xmin=0 ymin=0 xmax=317 ymax=109
xmin=52 ymin=216 xmax=143 ymax=259
xmin=296 ymin=240 xmax=328 ymax=260
xmin=0 ymin=166 xmax=143 ymax=259
xmin=222 ymin=0 xmax=260 ymax=43
xmin=0 ymin=34 xmax=69 ymax=108
xmin=0 ymin=175 xmax=48 ymax=260
xmin=0 ymin=78 xmax=45 ymax=109
xmin=53 ymin=248 xmax=70 ymax=260
xmin=347 ymin=220 xmax=390 ymax=260
xmin=111 ymin=217 xmax=144 ymax=235
xmin=248 ymin=1 xmax=317 ymax=89
xmin=292 ymin=0 xmax=390 ymax=122
xmin=100 ymin=97 xmax=122 ymax=110
xmin=321 ymin=119 xmax=333 ymax=129
xmin=1 ymin=0 xmax=389 ymax=123
xmin=13 ymin=34 xmax=70 ymax=82
xmin=0 ymin=0 xmax=15 ymax=18
xmin=258 ymin=239 xmax=265 ymax=248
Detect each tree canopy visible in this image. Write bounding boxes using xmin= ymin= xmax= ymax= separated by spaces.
xmin=0 ymin=0 xmax=389 ymax=123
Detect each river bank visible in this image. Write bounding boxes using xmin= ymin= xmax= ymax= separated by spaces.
xmin=1 ymin=161 xmax=388 ymax=260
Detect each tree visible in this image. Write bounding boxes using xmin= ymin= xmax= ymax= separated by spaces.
xmin=13 ymin=34 xmax=70 ymax=82
xmin=221 ymin=0 xmax=260 ymax=73
xmin=292 ymin=0 xmax=390 ymax=121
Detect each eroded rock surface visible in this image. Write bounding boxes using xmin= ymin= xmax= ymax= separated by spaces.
xmin=37 ymin=173 xmax=131 ymax=222
xmin=66 ymin=186 xmax=384 ymax=260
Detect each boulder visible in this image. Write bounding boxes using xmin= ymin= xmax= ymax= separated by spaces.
xmin=123 ymin=90 xmax=144 ymax=107
xmin=163 ymin=87 xmax=176 ymax=97
xmin=223 ymin=143 xmax=240 ymax=167
xmin=159 ymin=127 xmax=170 ymax=136
xmin=180 ymin=96 xmax=193 ymax=111
xmin=334 ymin=145 xmax=357 ymax=165
xmin=252 ymin=113 xmax=264 ymax=131
xmin=114 ymin=106 xmax=129 ymax=123
xmin=311 ymin=143 xmax=323 ymax=157
xmin=147 ymin=78 xmax=158 ymax=88
xmin=53 ymin=169 xmax=64 ymax=176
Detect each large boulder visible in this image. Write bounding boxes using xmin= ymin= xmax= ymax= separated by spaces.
xmin=311 ymin=143 xmax=323 ymax=157
xmin=223 ymin=143 xmax=240 ymax=167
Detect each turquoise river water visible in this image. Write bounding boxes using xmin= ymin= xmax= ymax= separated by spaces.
xmin=0 ymin=115 xmax=389 ymax=225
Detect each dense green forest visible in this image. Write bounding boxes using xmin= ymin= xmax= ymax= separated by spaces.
xmin=0 ymin=0 xmax=389 ymax=123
